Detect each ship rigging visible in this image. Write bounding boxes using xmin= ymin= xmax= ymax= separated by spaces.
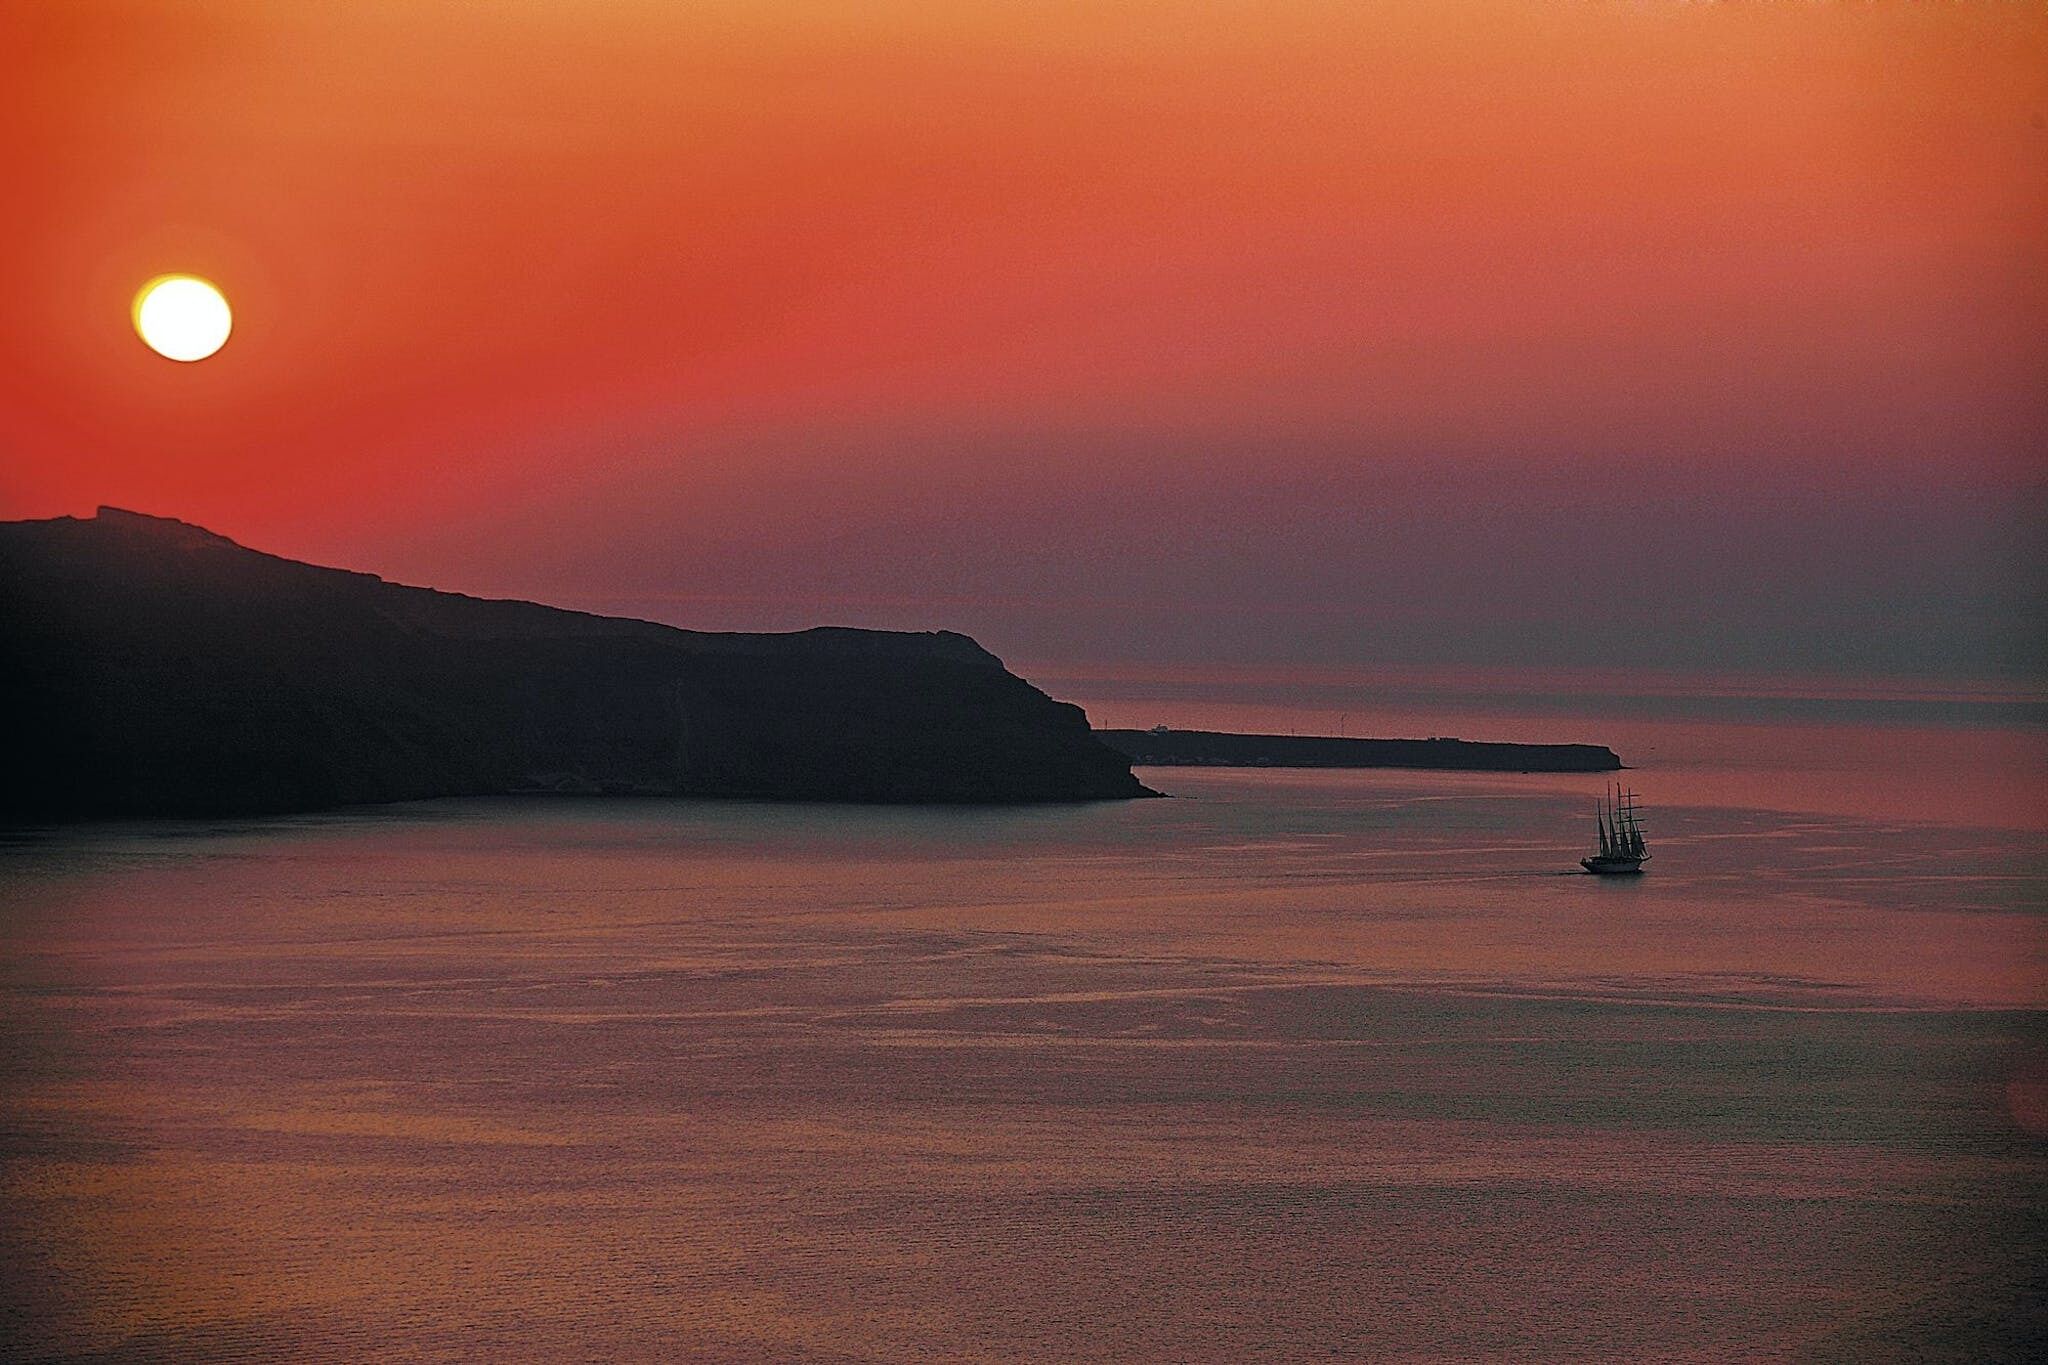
xmin=1582 ymin=785 xmax=1649 ymax=875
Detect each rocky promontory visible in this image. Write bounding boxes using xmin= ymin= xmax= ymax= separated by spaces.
xmin=0 ymin=509 xmax=1153 ymax=819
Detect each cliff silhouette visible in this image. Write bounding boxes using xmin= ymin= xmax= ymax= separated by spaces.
xmin=0 ymin=508 xmax=1153 ymax=818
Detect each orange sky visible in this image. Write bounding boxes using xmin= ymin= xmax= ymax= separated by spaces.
xmin=2 ymin=1 xmax=2043 ymax=677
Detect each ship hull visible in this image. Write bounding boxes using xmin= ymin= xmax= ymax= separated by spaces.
xmin=1581 ymin=855 xmax=1646 ymax=875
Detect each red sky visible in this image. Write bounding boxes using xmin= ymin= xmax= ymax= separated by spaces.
xmin=2 ymin=1 xmax=2043 ymax=679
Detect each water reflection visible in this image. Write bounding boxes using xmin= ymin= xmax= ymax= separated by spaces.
xmin=2 ymin=715 xmax=2043 ymax=1359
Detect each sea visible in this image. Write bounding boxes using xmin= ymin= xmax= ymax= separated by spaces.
xmin=2 ymin=668 xmax=2043 ymax=1361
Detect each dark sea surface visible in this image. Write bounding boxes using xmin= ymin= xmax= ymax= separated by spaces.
xmin=3 ymin=694 xmax=2044 ymax=1361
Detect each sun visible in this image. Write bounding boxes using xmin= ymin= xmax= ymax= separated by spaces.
xmin=134 ymin=275 xmax=233 ymax=362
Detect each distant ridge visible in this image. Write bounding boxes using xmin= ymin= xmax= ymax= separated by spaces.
xmin=0 ymin=508 xmax=1154 ymax=819
xmin=1096 ymin=727 xmax=1621 ymax=773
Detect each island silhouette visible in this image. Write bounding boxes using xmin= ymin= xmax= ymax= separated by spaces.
xmin=4 ymin=508 xmax=1621 ymax=821
xmin=2 ymin=508 xmax=1152 ymax=817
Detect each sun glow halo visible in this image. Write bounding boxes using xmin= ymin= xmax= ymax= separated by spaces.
xmin=134 ymin=275 xmax=232 ymax=361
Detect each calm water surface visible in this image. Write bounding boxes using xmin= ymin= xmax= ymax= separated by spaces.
xmin=3 ymin=707 xmax=2044 ymax=1360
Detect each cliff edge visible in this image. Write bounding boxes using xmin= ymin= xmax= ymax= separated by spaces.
xmin=0 ymin=509 xmax=1153 ymax=818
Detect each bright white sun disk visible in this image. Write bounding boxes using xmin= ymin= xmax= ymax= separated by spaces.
xmin=134 ymin=275 xmax=232 ymax=362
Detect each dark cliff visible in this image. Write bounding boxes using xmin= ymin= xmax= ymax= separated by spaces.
xmin=1097 ymin=728 xmax=1621 ymax=773
xmin=0 ymin=509 xmax=1153 ymax=819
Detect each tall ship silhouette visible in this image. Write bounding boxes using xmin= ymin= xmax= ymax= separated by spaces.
xmin=1582 ymin=785 xmax=1649 ymax=875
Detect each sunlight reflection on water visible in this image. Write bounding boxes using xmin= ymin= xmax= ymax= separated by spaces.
xmin=2 ymin=713 xmax=2043 ymax=1360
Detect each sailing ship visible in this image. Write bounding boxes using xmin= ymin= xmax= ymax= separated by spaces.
xmin=1581 ymin=784 xmax=1649 ymax=874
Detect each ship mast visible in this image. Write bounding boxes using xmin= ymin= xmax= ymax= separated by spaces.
xmin=1616 ymin=787 xmax=1645 ymax=857
xmin=1585 ymin=784 xmax=1650 ymax=870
